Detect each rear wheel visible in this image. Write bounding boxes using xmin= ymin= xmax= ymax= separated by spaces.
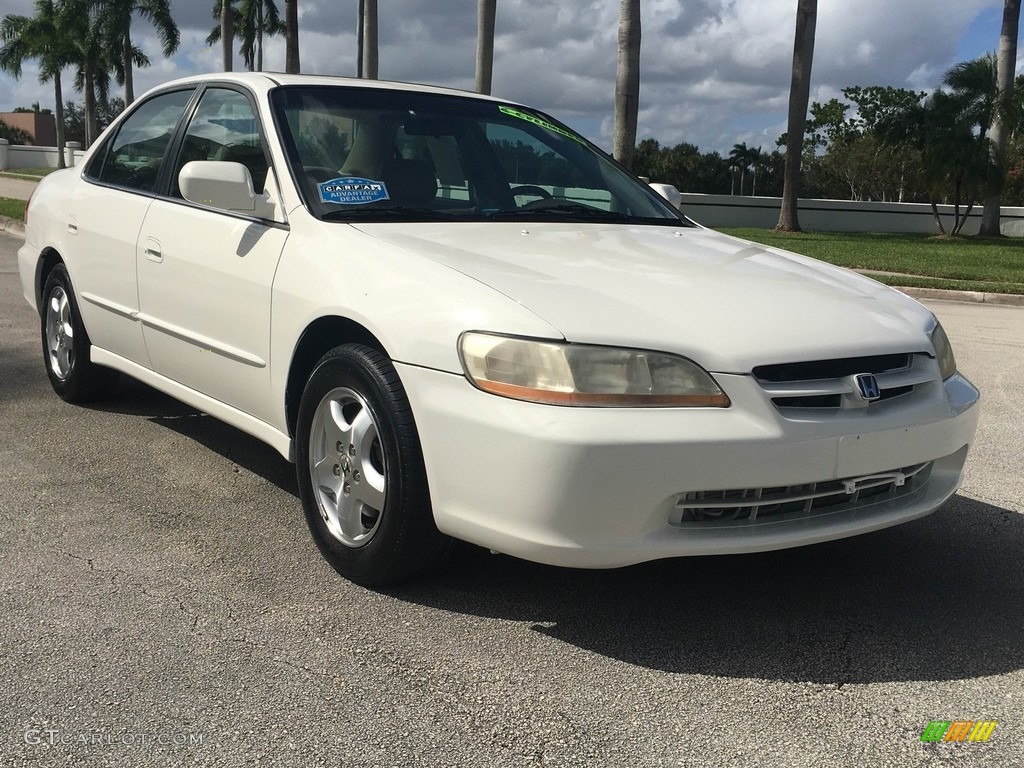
xmin=295 ymin=343 xmax=452 ymax=585
xmin=40 ymin=264 xmax=117 ymax=402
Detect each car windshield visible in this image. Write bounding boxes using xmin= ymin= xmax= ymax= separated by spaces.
xmin=270 ymin=85 xmax=690 ymax=225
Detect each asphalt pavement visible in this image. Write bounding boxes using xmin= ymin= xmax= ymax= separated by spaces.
xmin=1 ymin=232 xmax=1022 ymax=768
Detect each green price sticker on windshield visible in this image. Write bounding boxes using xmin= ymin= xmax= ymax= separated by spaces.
xmin=499 ymin=106 xmax=586 ymax=145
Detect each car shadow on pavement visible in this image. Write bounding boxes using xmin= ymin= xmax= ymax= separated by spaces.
xmin=88 ymin=376 xmax=299 ymax=497
xmin=388 ymin=495 xmax=1024 ymax=685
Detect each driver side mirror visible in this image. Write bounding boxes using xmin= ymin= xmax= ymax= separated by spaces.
xmin=180 ymin=160 xmax=259 ymax=213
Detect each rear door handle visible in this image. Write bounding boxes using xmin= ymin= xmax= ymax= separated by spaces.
xmin=67 ymin=216 xmax=78 ymax=234
xmin=143 ymin=237 xmax=163 ymax=263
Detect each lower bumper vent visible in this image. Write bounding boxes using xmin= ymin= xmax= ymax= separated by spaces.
xmin=672 ymin=462 xmax=932 ymax=525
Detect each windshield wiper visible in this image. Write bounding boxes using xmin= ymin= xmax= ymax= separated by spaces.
xmin=486 ymin=204 xmax=648 ymax=222
xmin=320 ymin=206 xmax=451 ymax=221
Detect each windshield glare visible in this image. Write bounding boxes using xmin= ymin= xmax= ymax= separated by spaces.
xmin=270 ymin=86 xmax=687 ymax=224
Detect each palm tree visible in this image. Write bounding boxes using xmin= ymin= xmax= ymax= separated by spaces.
xmin=61 ymin=0 xmax=110 ymax=148
xmin=284 ymin=0 xmax=298 ymax=73
xmin=944 ymin=54 xmax=998 ymax=138
xmin=613 ymin=0 xmax=640 ymax=170
xmin=218 ymin=0 xmax=233 ymax=71
xmin=475 ymin=0 xmax=496 ymax=95
xmin=100 ymin=0 xmax=179 ymax=105
xmin=0 ymin=0 xmax=74 ymax=167
xmin=361 ymin=0 xmax=377 ymax=79
xmin=728 ymin=142 xmax=750 ymax=195
xmin=777 ymin=0 xmax=817 ymax=231
xmin=749 ymin=145 xmax=763 ymax=196
xmin=209 ymin=0 xmax=283 ymax=72
xmin=981 ymin=3 xmax=1021 ymax=236
xmin=242 ymin=0 xmax=283 ymax=72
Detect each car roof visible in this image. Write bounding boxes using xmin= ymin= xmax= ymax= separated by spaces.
xmin=146 ymin=71 xmax=514 ymax=104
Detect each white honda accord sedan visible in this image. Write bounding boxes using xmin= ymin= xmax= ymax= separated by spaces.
xmin=19 ymin=73 xmax=980 ymax=584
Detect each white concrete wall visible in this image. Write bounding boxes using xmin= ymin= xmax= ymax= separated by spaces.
xmin=676 ymin=192 xmax=1024 ymax=236
xmin=0 ymin=142 xmax=86 ymax=170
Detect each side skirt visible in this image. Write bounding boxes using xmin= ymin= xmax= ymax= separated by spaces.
xmin=90 ymin=346 xmax=295 ymax=462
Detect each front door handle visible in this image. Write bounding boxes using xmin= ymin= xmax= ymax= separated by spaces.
xmin=67 ymin=216 xmax=78 ymax=234
xmin=143 ymin=237 xmax=163 ymax=263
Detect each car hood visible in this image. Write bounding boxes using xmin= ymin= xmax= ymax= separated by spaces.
xmin=351 ymin=222 xmax=934 ymax=373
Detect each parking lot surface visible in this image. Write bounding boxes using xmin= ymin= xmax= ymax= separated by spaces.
xmin=1 ymin=233 xmax=1022 ymax=767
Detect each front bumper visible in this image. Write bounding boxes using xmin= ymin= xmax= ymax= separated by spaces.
xmin=397 ymin=363 xmax=979 ymax=568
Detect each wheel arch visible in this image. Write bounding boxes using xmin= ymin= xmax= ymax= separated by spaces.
xmin=35 ymin=247 xmax=65 ymax=315
xmin=285 ymin=315 xmax=388 ymax=438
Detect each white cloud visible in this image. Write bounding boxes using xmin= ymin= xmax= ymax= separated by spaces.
xmin=0 ymin=0 xmax=1006 ymax=153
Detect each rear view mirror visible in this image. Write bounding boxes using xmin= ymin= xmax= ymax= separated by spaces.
xmin=179 ymin=160 xmax=257 ymax=212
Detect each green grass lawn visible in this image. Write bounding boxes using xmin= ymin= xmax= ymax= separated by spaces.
xmin=0 ymin=196 xmax=25 ymax=221
xmin=719 ymin=228 xmax=1024 ymax=295
xmin=0 ymin=167 xmax=56 ymax=179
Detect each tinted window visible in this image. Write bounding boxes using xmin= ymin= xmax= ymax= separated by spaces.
xmin=172 ymin=88 xmax=269 ymax=196
xmin=95 ymin=89 xmax=193 ymax=193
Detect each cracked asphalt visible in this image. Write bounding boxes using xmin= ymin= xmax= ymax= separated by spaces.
xmin=1 ymin=232 xmax=1022 ymax=768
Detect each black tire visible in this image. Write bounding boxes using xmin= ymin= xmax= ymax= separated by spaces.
xmin=295 ymin=343 xmax=453 ymax=586
xmin=40 ymin=264 xmax=118 ymax=403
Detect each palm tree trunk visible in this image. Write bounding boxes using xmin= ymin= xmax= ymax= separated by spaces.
xmin=613 ymin=0 xmax=641 ymax=170
xmin=123 ymin=28 xmax=135 ymax=105
xmin=257 ymin=2 xmax=263 ymax=72
xmin=84 ymin=63 xmax=97 ymax=148
xmin=362 ymin=0 xmax=378 ymax=79
xmin=221 ymin=0 xmax=233 ymax=72
xmin=776 ymin=0 xmax=817 ymax=232
xmin=929 ymin=197 xmax=946 ymax=234
xmin=475 ymin=0 xmax=496 ymax=95
xmin=54 ymin=74 xmax=66 ymax=169
xmin=285 ymin=0 xmax=299 ymax=73
xmin=979 ymin=0 xmax=1021 ymax=236
xmin=739 ymin=168 xmax=746 ymax=196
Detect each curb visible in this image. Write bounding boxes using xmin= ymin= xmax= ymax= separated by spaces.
xmin=0 ymin=214 xmax=24 ymax=238
xmin=886 ymin=284 xmax=1024 ymax=307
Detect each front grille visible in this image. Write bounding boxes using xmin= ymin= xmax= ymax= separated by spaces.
xmin=672 ymin=461 xmax=932 ymax=525
xmin=754 ymin=353 xmax=911 ymax=382
xmin=754 ymin=352 xmax=934 ymax=411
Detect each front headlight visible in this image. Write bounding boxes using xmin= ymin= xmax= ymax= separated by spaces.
xmin=930 ymin=320 xmax=957 ymax=380
xmin=458 ymin=332 xmax=730 ymax=407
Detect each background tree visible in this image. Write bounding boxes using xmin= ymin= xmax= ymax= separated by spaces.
xmin=101 ymin=0 xmax=179 ymax=105
xmin=361 ymin=0 xmax=377 ymax=79
xmin=475 ymin=0 xmax=496 ymax=95
xmin=777 ymin=0 xmax=817 ymax=231
xmin=613 ymin=0 xmax=640 ymax=170
xmin=0 ymin=0 xmax=75 ymax=167
xmin=61 ymin=0 xmax=110 ymax=148
xmin=221 ymin=0 xmax=233 ymax=71
xmin=209 ymin=0 xmax=282 ymax=72
xmin=980 ymin=0 xmax=1022 ymax=235
xmin=284 ymin=0 xmax=298 ymax=73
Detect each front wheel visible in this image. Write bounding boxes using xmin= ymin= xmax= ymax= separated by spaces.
xmin=295 ymin=344 xmax=452 ymax=586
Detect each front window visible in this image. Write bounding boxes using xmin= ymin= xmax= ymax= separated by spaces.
xmin=271 ymin=86 xmax=688 ymax=225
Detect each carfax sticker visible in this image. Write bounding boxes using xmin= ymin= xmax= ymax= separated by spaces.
xmin=499 ymin=106 xmax=586 ymax=145
xmin=318 ymin=177 xmax=390 ymax=205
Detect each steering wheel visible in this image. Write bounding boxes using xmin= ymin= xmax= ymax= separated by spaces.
xmin=304 ymin=166 xmax=341 ymax=183
xmin=510 ymin=185 xmax=552 ymax=201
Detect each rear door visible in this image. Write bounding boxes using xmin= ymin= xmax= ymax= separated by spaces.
xmin=70 ymin=89 xmax=195 ymax=366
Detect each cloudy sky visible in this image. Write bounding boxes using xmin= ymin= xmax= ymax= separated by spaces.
xmin=0 ymin=0 xmax=1012 ymax=154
